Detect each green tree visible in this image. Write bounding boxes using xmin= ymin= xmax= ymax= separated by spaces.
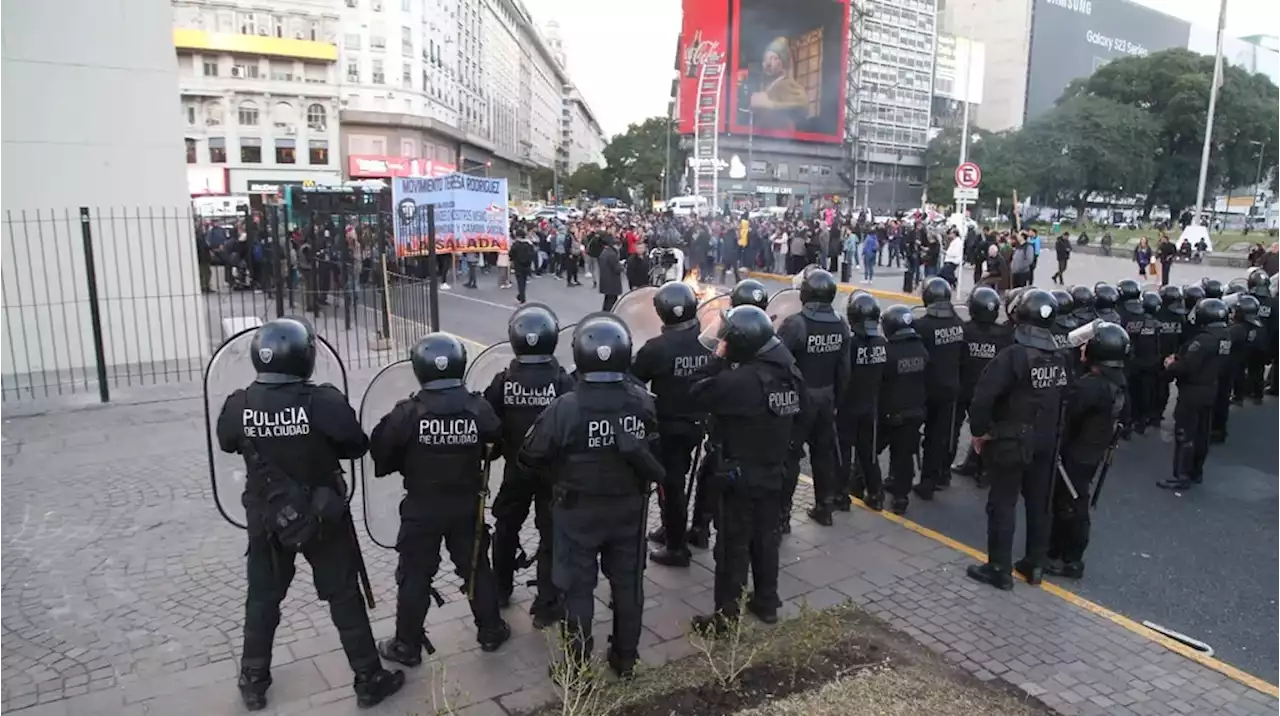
xmin=565 ymin=162 xmax=610 ymax=199
xmin=923 ymin=127 xmax=1030 ymax=216
xmin=602 ymin=117 xmax=687 ymax=204
xmin=529 ymin=166 xmax=556 ymax=202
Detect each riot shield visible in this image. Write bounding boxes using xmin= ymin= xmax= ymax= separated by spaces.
xmin=356 ymin=359 xmax=420 ymax=549
xmin=553 ymin=324 xmax=576 ymax=372
xmin=791 ymin=264 xmax=823 ymax=289
xmin=695 ymin=295 xmax=732 ymax=353
xmin=832 ymin=290 xmax=851 ymax=316
xmin=767 ymin=288 xmax=804 ymax=328
xmin=203 ymin=327 xmax=349 ymax=530
xmin=612 ymin=286 xmax=663 ymax=354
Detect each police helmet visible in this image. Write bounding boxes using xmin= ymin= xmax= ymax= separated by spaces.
xmin=1004 ymin=286 xmax=1029 ymax=320
xmin=719 ymin=305 xmax=778 ymax=362
xmin=729 ymin=278 xmax=770 ymax=310
xmin=921 ymin=277 xmax=955 ymax=317
xmin=1200 ymin=277 xmax=1224 ymax=299
xmin=968 ymin=287 xmax=1001 ymax=324
xmin=251 ymin=317 xmax=317 ymax=384
xmin=1159 ymin=284 xmax=1187 ymax=315
xmin=411 ymin=333 xmax=467 ymax=390
xmin=1140 ymin=291 xmax=1161 ymax=316
xmin=1233 ymin=294 xmax=1263 ymax=327
xmin=1247 ymin=267 xmax=1270 ymax=296
xmin=1015 ymin=289 xmax=1058 ymax=329
xmin=1093 ymin=283 xmax=1119 ymax=311
xmin=799 ymin=268 xmax=838 ymax=305
xmin=1116 ymin=278 xmax=1141 ymax=303
xmin=653 ymin=280 xmax=699 ymax=326
xmin=1182 ymin=283 xmax=1206 ymax=313
xmin=845 ymin=291 xmax=881 ymax=335
xmin=881 ymin=304 xmax=918 ymax=339
xmin=572 ymin=312 xmax=632 ymax=381
xmin=1083 ymin=321 xmax=1130 ymax=369
xmin=1194 ymin=297 xmax=1229 ymax=327
xmin=508 ymin=303 xmax=559 ymax=363
xmin=1069 ymin=284 xmax=1095 ymax=311
xmin=1225 ymin=278 xmax=1248 ymax=296
xmin=1050 ymin=289 xmax=1075 ymax=316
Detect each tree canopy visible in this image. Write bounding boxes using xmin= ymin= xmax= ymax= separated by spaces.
xmin=601 ymin=116 xmax=687 ymax=204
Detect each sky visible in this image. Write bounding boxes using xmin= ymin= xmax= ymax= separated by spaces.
xmin=519 ymin=0 xmax=1277 ymax=140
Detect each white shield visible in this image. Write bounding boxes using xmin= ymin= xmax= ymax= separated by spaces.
xmin=696 ymin=294 xmax=733 ymax=352
xmin=355 ymin=359 xmax=421 ymax=549
xmin=611 ymin=286 xmax=663 ymax=355
xmin=553 ymin=324 xmax=577 ymax=373
xmin=203 ymin=327 xmax=349 ymax=530
xmin=767 ymin=288 xmax=804 ymax=328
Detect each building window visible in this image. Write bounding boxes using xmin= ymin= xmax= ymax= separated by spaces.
xmin=241 ymin=137 xmax=262 ymax=163
xmin=239 ymin=12 xmax=258 ymax=35
xmin=238 ymin=100 xmax=259 ymax=126
xmin=185 ymin=104 xmax=196 ymax=125
xmin=401 ymin=26 xmax=412 ymax=56
xmin=185 ymin=138 xmax=197 ymax=163
xmin=272 ymin=101 xmax=295 ymax=130
xmin=233 ymin=62 xmax=260 ymax=79
xmin=402 ymin=62 xmax=412 ymax=87
xmin=309 ymin=140 xmax=329 ymax=165
xmin=310 ymin=19 xmax=320 ymax=41
xmin=275 ymin=139 xmax=296 ymax=164
xmin=206 ymin=101 xmax=224 ymax=127
xmin=370 ymin=34 xmax=386 ymax=51
xmin=372 ymin=59 xmax=385 ymax=84
xmin=402 ymin=0 xmax=411 ymax=9
xmin=209 ymin=137 xmax=227 ymax=163
xmin=202 ymin=60 xmax=218 ymax=76
xmin=345 ymin=0 xmax=357 ymax=7
xmin=346 ymin=58 xmax=359 ymax=82
xmin=307 ymin=103 xmax=327 ymax=130
xmin=272 ymin=15 xmax=284 ymax=37
xmin=401 ymin=138 xmax=417 ymax=157
xmin=344 ymin=33 xmax=361 ymax=49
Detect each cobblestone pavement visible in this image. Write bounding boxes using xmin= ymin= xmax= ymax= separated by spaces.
xmin=3 ymin=380 xmax=1277 ymax=716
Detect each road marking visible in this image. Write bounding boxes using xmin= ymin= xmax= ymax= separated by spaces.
xmin=792 ymin=473 xmax=1279 ymax=698
xmin=745 ymin=270 xmax=922 ymax=304
xmin=436 ymin=289 xmax=520 ymax=312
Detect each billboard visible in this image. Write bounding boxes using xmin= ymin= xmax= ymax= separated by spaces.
xmin=728 ymin=0 xmax=850 ymax=143
xmin=934 ymin=34 xmax=985 ymax=105
xmin=1026 ymin=0 xmax=1190 ymax=120
xmin=677 ymin=0 xmax=730 ymax=135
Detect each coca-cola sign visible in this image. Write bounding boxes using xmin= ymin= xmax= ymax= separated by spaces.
xmin=683 ymin=30 xmax=725 ymax=77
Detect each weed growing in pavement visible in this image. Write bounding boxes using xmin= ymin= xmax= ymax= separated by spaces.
xmin=689 ymin=591 xmax=764 ymax=689
xmin=545 ymin=623 xmax=632 ymax=716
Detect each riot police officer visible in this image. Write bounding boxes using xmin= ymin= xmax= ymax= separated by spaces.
xmin=777 ymin=268 xmax=850 ymax=526
xmin=1132 ymin=291 xmax=1163 ymax=429
xmin=634 ymin=281 xmax=712 ymax=567
xmin=1049 ymin=288 xmax=1081 ymax=370
xmin=1158 ymin=298 xmax=1232 ymax=490
xmin=952 ymin=287 xmax=1013 ymax=484
xmin=837 ymin=292 xmax=887 ymax=510
xmin=1201 ymin=277 xmax=1225 ymax=300
xmin=1230 ymin=293 xmax=1268 ymax=404
xmin=518 ymin=314 xmax=663 ymax=677
xmin=1069 ymin=285 xmax=1097 ymax=325
xmin=215 ymin=318 xmax=403 ymax=711
xmin=914 ymin=278 xmax=966 ymax=499
xmin=966 ymin=290 xmax=1070 ymax=591
xmin=878 ymin=305 xmax=930 ymax=515
xmin=1211 ymin=295 xmax=1256 ymax=440
xmin=1153 ymin=285 xmax=1187 ymax=425
xmin=690 ymin=305 xmax=804 ymax=632
xmin=371 ymin=334 xmax=511 ymax=666
xmin=1113 ymin=280 xmax=1148 ymax=434
xmin=1246 ymin=268 xmax=1277 ymax=398
xmin=729 ymin=278 xmax=770 ymax=310
xmin=1047 ymin=321 xmax=1129 ymax=580
xmin=482 ymin=304 xmax=576 ymax=628
xmin=1181 ymin=283 xmax=1206 ymax=348
xmin=1093 ymin=283 xmax=1122 ymax=325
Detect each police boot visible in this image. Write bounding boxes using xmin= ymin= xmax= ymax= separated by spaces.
xmin=649 ymin=546 xmax=692 ymax=567
xmin=1013 ymin=559 xmax=1043 ymax=586
xmin=1045 ymin=559 xmax=1084 ymax=579
xmin=607 ymin=648 xmax=639 ymax=679
xmin=746 ymin=595 xmax=779 ymax=625
xmin=807 ymin=504 xmax=834 ymax=527
xmin=236 ymin=667 xmax=272 ymax=712
xmin=832 ymin=494 xmax=852 ymax=512
xmin=966 ymin=562 xmax=1014 ymax=591
xmin=687 ymin=524 xmax=710 ymax=549
xmin=912 ymin=483 xmax=935 ymax=501
xmin=865 ymin=491 xmax=885 ymax=512
xmin=377 ymin=638 xmax=422 ymax=667
xmin=646 ymin=526 xmax=667 ymax=545
xmin=890 ymin=496 xmax=909 ymax=515
xmin=691 ymin=612 xmax=737 ymax=638
xmin=779 ymin=507 xmax=792 ymax=534
xmin=849 ymin=480 xmax=866 ymax=501
xmin=531 ymin=602 xmax=563 ymax=630
xmin=478 ymin=620 xmax=511 ymax=653
xmin=353 ymin=667 xmax=405 ymax=708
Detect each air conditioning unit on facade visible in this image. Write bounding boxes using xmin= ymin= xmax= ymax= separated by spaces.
xmin=230 ymin=67 xmax=243 ymax=78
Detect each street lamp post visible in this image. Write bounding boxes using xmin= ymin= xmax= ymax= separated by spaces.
xmin=1250 ymin=139 xmax=1268 ymax=221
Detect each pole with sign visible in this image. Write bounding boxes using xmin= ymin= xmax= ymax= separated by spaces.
xmin=954 ymin=161 xmax=981 ymax=218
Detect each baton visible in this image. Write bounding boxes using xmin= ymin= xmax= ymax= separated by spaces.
xmin=468 ymin=457 xmax=492 ymax=601
xmin=1054 ymin=461 xmax=1080 ymax=501
xmin=1090 ymin=424 xmax=1122 ymax=509
xmin=346 ymin=512 xmax=376 ymax=609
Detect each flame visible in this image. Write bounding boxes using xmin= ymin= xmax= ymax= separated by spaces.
xmin=682 ymin=267 xmax=718 ymax=302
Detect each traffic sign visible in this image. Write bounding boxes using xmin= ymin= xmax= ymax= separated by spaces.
xmin=953 ymin=187 xmax=979 ymax=201
xmin=955 ymin=162 xmax=982 ymax=189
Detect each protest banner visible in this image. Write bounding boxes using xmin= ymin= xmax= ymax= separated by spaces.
xmin=391 ymin=173 xmax=509 ymax=256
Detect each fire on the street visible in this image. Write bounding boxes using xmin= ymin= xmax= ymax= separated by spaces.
xmin=682 ymin=267 xmax=718 ymax=302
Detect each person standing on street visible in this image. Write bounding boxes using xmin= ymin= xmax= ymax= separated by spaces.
xmin=966 ymin=290 xmax=1070 ymax=591
xmin=598 ymin=234 xmax=624 ymax=311
xmin=519 ymin=314 xmax=664 ymax=678
xmin=690 ymin=306 xmax=803 ymax=633
xmin=370 ymin=334 xmax=511 ymax=667
xmin=837 ymin=292 xmax=887 ymax=510
xmin=951 ymin=287 xmax=1014 ymax=484
xmin=878 ymin=305 xmax=930 ymax=515
xmin=215 ymin=319 xmax=403 ymax=711
xmin=1009 ymin=233 xmax=1035 ymax=289
xmin=509 ymin=230 xmax=537 ymax=304
xmin=1158 ymin=298 xmax=1231 ymax=490
xmin=1157 ymin=235 xmax=1176 ymax=286
xmin=913 ymin=278 xmax=965 ymax=498
xmin=1051 ymin=231 xmax=1072 ymax=285
xmin=1152 ymin=285 xmax=1186 ymax=424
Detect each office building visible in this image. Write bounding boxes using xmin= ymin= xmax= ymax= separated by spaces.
xmin=559 ymin=85 xmax=607 ymax=175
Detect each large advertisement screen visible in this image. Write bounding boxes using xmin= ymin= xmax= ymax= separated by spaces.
xmin=677 ymin=0 xmax=731 ymax=135
xmin=728 ymin=0 xmax=850 ymax=144
xmin=1026 ymin=0 xmax=1190 ymax=120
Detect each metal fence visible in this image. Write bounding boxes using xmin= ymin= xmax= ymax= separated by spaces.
xmin=1 ymin=204 xmax=440 ymax=404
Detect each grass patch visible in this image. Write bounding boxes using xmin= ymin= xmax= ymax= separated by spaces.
xmin=523 ymin=600 xmax=1051 ymax=716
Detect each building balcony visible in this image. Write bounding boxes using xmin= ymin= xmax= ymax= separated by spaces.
xmin=174 ymin=29 xmax=338 ymax=62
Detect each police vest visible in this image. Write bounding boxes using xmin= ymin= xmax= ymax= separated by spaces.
xmin=717 ymin=365 xmax=800 ymax=469
xmin=990 ymin=346 xmax=1068 ymax=451
xmin=559 ymin=393 xmax=647 ymax=497
xmin=798 ymin=315 xmax=845 ymax=390
xmin=403 ymin=396 xmax=485 ymax=494
xmin=499 ymin=364 xmax=561 ymax=454
xmin=650 ymin=330 xmax=713 ymax=421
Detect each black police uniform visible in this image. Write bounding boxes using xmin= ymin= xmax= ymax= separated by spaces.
xmin=483 ymin=309 xmax=576 ymax=625
xmin=1048 ymin=322 xmax=1128 ymax=580
xmin=914 ymin=279 xmax=966 ymax=497
xmin=967 ymin=291 xmax=1070 ymax=590
xmin=837 ymin=294 xmax=887 ymax=510
xmin=1153 ymin=286 xmax=1187 ymax=425
xmin=1233 ymin=294 xmax=1269 ymax=403
xmin=1126 ymin=294 xmax=1161 ymax=431
xmin=1179 ymin=285 xmax=1205 ymax=348
xmin=215 ymin=319 xmax=401 ymax=711
xmin=777 ymin=271 xmax=850 ymax=525
xmin=633 ymin=282 xmax=712 ymax=565
xmin=1159 ymin=300 xmax=1232 ymax=490
xmin=1210 ymin=301 xmax=1254 ymax=440
xmin=1094 ymin=284 xmax=1123 ymax=326
xmin=370 ymin=336 xmax=509 ymax=663
xmin=518 ymin=314 xmax=663 ymax=676
xmin=878 ymin=306 xmax=930 ymax=515
xmin=691 ymin=306 xmax=803 ymax=628
xmin=1069 ymin=285 xmax=1097 ymax=325
xmin=953 ymin=289 xmax=1014 ymax=481
xmin=1247 ymin=270 xmax=1277 ymax=398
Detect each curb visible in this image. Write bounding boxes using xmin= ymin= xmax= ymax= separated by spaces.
xmin=744 ymin=270 xmax=924 ymax=305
